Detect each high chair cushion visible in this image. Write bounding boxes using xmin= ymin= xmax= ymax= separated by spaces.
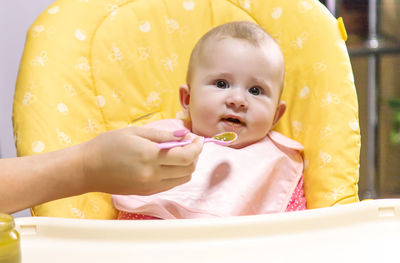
xmin=13 ymin=0 xmax=360 ymax=219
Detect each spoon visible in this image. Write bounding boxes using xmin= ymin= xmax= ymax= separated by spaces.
xmin=157 ymin=132 xmax=238 ymax=149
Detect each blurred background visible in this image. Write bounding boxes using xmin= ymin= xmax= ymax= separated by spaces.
xmin=320 ymin=0 xmax=400 ymax=200
xmin=1 ymin=1 xmax=400 ymax=216
xmin=1 ymin=0 xmax=56 ymax=217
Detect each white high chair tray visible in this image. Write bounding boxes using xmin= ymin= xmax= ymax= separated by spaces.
xmin=16 ymin=199 xmax=400 ymax=262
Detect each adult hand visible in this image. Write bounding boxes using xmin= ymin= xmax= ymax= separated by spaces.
xmin=0 ymin=126 xmax=203 ymax=214
xmin=81 ymin=126 xmax=204 ymax=195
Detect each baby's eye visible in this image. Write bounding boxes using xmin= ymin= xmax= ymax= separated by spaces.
xmin=248 ymin=86 xmax=263 ymax=96
xmin=215 ymin=80 xmax=229 ymax=89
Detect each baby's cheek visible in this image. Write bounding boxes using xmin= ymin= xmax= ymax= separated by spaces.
xmin=250 ymin=120 xmax=272 ymax=137
xmin=191 ymin=125 xmax=212 ymax=138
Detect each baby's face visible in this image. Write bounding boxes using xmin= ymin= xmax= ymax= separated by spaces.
xmin=182 ymin=37 xmax=285 ymax=148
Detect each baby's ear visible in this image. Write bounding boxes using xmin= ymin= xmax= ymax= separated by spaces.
xmin=272 ymin=100 xmax=286 ymax=127
xmin=179 ymin=84 xmax=191 ymax=110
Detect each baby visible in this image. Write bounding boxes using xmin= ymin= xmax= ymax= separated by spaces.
xmin=113 ymin=21 xmax=305 ymax=220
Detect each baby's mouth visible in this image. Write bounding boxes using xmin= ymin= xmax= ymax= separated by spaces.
xmin=221 ymin=117 xmax=245 ymax=126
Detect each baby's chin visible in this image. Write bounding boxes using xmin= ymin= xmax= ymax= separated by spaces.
xmin=229 ymin=140 xmax=249 ymax=149
xmin=229 ymin=137 xmax=265 ymax=149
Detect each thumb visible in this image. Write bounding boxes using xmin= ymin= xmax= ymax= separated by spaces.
xmin=129 ymin=126 xmax=189 ymax=143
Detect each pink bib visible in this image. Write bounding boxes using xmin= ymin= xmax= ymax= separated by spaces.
xmin=113 ymin=119 xmax=304 ymax=219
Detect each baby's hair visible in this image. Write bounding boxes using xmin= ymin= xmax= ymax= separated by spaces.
xmin=186 ymin=21 xmax=280 ymax=85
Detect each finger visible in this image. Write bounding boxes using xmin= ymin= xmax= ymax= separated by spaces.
xmin=138 ymin=175 xmax=192 ymax=196
xmin=130 ymin=126 xmax=189 ymax=143
xmin=157 ymin=137 xmax=204 ymax=166
xmin=157 ymin=162 xmax=197 ymax=179
xmin=158 ymin=175 xmax=192 ymax=192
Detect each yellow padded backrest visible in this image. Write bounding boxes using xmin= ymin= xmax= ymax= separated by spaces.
xmin=13 ymin=0 xmax=360 ymax=219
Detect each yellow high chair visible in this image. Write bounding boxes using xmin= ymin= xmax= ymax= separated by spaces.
xmin=13 ymin=0 xmax=360 ymax=219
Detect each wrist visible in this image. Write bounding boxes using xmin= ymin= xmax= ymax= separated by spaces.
xmin=77 ymin=140 xmax=95 ymax=194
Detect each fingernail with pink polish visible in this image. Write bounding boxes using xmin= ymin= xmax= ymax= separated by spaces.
xmin=173 ymin=129 xmax=189 ymax=137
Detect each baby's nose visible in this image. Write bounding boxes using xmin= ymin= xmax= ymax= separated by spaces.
xmin=226 ymin=88 xmax=248 ymax=109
